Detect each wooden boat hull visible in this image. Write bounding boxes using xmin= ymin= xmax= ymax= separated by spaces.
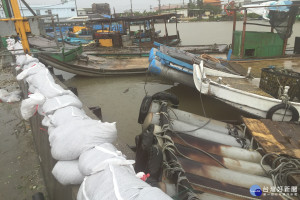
xmin=38 ymin=54 xmax=148 ymax=77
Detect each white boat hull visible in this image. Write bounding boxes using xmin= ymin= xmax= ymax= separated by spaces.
xmin=193 ymin=63 xmax=300 ymax=121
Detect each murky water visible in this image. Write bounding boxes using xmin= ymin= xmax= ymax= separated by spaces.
xmin=65 ymin=21 xmax=300 ymax=145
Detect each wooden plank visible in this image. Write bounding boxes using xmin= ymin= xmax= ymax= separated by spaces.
xmin=243 ymin=118 xmax=300 ymax=159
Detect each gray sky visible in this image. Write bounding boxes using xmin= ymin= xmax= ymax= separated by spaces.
xmin=25 ymin=0 xmax=185 ymax=13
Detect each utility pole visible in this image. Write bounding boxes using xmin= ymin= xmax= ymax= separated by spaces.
xmin=130 ymin=0 xmax=133 ymax=16
xmin=158 ymin=0 xmax=161 ymax=14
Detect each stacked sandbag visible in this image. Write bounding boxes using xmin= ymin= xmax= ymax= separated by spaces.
xmin=7 ymin=39 xmax=172 ymax=200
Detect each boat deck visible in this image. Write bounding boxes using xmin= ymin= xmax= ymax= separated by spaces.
xmin=208 ymin=75 xmax=274 ymax=98
xmin=228 ymin=57 xmax=300 ymax=78
xmin=70 ymin=56 xmax=148 ymax=71
xmin=243 ymin=117 xmax=300 ymax=188
xmin=243 ymin=118 xmax=300 ymax=159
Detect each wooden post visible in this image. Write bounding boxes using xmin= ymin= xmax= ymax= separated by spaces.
xmin=151 ymin=19 xmax=155 ymax=42
xmin=164 ymin=17 xmax=168 ymax=44
xmin=109 ymin=15 xmax=112 ymax=31
xmin=282 ymin=9 xmax=294 ymax=56
xmin=240 ymin=9 xmax=247 ymax=58
xmin=101 ymin=22 xmax=104 ymax=32
xmin=271 ymin=27 xmax=274 ymax=33
xmin=231 ymin=10 xmax=237 ymax=51
xmin=175 ymin=10 xmax=179 ymax=39
xmin=139 ymin=24 xmax=142 ymax=46
xmin=128 ymin=21 xmax=131 ymax=35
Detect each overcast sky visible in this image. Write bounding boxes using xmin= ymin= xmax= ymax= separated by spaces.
xmin=25 ymin=0 xmax=186 ymax=12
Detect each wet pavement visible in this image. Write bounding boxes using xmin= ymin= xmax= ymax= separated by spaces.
xmin=0 ymin=55 xmax=47 ymax=200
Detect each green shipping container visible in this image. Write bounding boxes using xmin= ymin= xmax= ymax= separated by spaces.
xmin=233 ymin=31 xmax=284 ymax=58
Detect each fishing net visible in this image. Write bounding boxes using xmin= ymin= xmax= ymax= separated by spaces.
xmin=269 ymin=6 xmax=299 ymax=40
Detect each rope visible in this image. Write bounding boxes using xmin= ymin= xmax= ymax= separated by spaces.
xmin=260 ymin=153 xmax=300 ymax=187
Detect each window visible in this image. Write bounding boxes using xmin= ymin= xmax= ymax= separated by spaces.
xmin=71 ymin=8 xmax=75 ymax=11
xmin=47 ymin=9 xmax=52 ymax=14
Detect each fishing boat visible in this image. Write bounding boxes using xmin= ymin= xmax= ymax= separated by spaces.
xmin=28 ymin=36 xmax=149 ymax=77
xmin=134 ymin=93 xmax=300 ymax=199
xmin=193 ymin=62 xmax=300 ymax=121
xmin=148 ymin=43 xmax=300 ymax=121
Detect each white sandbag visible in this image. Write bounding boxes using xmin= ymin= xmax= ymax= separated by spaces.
xmin=17 ymin=63 xmax=46 ymax=80
xmin=23 ymin=54 xmax=39 ymax=66
xmin=50 ymin=119 xmax=117 ymax=160
xmin=135 ymin=187 xmax=172 ymax=200
xmin=78 ymin=143 xmax=126 ymax=176
xmin=20 ymin=92 xmax=45 ymax=120
xmin=6 ymin=90 xmax=22 ymax=103
xmin=52 ymin=160 xmax=85 ymax=185
xmin=15 ymin=55 xmax=27 ymax=66
xmin=28 ymin=84 xmax=39 ymax=94
xmin=42 ymin=95 xmax=82 ymax=115
xmin=0 ymin=89 xmax=21 ymax=103
xmin=22 ymin=61 xmax=40 ymax=71
xmin=0 ymin=89 xmax=9 ymax=102
xmin=11 ymin=42 xmax=24 ymax=54
xmin=48 ymin=106 xmax=89 ymax=128
xmin=6 ymin=38 xmax=15 ymax=48
xmin=42 ymin=116 xmax=52 ymax=127
xmin=26 ymin=68 xmax=68 ymax=98
xmin=77 ymin=164 xmax=165 ymax=200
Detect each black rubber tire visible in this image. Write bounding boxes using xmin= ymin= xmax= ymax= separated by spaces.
xmin=266 ymin=103 xmax=299 ymax=121
xmin=152 ymin=92 xmax=179 ymax=108
xmin=138 ymin=95 xmax=153 ymax=124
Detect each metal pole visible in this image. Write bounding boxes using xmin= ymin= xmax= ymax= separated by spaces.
xmin=231 ymin=10 xmax=236 ymax=52
xmin=56 ymin=14 xmax=64 ymax=48
xmin=10 ymin=0 xmax=30 ymax=53
xmin=282 ymin=9 xmax=294 ymax=56
xmin=240 ymin=9 xmax=247 ymax=58
xmin=51 ymin=15 xmax=59 ymax=49
xmin=2 ymin=0 xmax=12 ymax=17
xmin=20 ymin=0 xmax=36 ymax=16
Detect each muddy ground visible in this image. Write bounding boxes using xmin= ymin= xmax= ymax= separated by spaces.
xmin=0 ymin=55 xmax=47 ymax=200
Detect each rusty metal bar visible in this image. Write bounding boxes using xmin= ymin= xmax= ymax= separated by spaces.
xmin=240 ymin=10 xmax=247 ymax=58
xmin=231 ymin=10 xmax=236 ymax=52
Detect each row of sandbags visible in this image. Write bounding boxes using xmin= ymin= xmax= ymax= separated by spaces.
xmin=7 ymin=38 xmax=171 ymax=200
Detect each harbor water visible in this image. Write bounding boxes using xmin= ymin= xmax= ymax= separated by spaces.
xmin=64 ymin=21 xmax=300 ymax=146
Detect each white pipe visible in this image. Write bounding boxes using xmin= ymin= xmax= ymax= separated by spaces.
xmin=180 ymin=158 xmax=273 ymax=189
xmin=149 ymin=102 xmax=244 ymax=137
xmin=144 ymin=112 xmax=248 ymax=148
